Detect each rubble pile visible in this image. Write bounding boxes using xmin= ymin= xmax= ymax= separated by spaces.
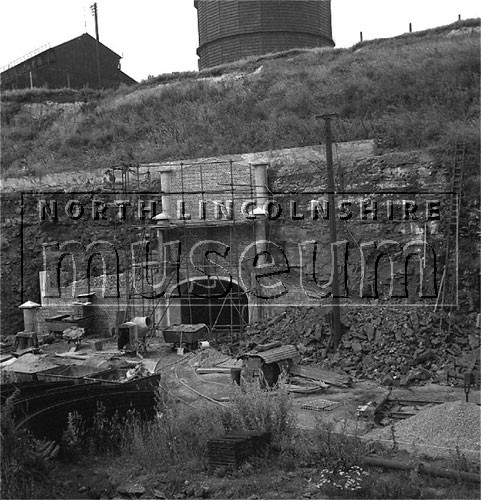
xmin=236 ymin=307 xmax=480 ymax=384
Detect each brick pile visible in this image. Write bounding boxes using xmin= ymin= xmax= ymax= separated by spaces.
xmin=234 ymin=307 xmax=479 ymax=384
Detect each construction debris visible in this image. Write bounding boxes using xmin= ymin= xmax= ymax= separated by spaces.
xmin=1 ymin=353 xmax=58 ymax=382
xmin=62 ymin=326 xmax=84 ymax=349
xmin=236 ymin=307 xmax=480 ymax=383
xmin=297 ymin=397 xmax=340 ymax=411
xmin=291 ymin=365 xmax=351 ymax=387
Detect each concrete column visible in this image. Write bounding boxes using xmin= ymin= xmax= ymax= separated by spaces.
xmin=253 ymin=162 xmax=268 ymax=210
xmin=39 ymin=271 xmax=47 ymax=299
xmin=153 ymin=170 xmax=172 ymax=224
xmin=160 ymin=170 xmax=172 ymax=219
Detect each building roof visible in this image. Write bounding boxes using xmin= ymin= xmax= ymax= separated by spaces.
xmin=242 ymin=344 xmax=298 ymax=364
xmin=56 ymin=33 xmax=122 ymax=59
xmin=1 ymin=33 xmax=122 ymax=75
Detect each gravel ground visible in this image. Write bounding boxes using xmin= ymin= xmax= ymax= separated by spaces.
xmin=366 ymin=401 xmax=480 ymax=458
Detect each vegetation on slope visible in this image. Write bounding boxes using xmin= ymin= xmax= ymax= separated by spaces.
xmin=1 ymin=19 xmax=479 ymax=178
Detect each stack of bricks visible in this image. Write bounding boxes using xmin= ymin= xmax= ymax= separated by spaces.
xmin=207 ymin=430 xmax=271 ymax=472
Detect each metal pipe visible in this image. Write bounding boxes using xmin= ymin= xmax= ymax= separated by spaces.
xmin=363 ymin=455 xmax=480 ymax=483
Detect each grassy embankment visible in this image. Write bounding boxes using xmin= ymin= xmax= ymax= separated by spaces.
xmin=1 ymin=19 xmax=479 ymax=180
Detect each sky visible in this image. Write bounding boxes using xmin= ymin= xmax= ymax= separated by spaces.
xmin=1 ymin=1 xmax=479 ymax=82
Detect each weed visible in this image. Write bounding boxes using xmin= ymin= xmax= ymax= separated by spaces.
xmin=225 ymin=376 xmax=297 ymax=443
xmin=60 ymin=410 xmax=84 ymax=461
xmin=389 ymin=422 xmax=399 ymax=452
xmin=311 ymin=420 xmax=366 ymax=470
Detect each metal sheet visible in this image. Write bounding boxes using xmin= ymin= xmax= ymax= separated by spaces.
xmin=243 ymin=344 xmax=298 ymax=364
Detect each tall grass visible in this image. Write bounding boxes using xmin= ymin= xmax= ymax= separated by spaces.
xmin=55 ymin=380 xmax=296 ymax=475
xmin=1 ymin=395 xmax=58 ymax=499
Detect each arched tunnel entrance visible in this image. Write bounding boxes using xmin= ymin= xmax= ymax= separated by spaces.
xmin=173 ymin=278 xmax=249 ymax=337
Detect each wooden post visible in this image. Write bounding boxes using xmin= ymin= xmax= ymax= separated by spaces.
xmin=409 ymin=22 xmax=412 ymax=33
xmin=360 ymin=31 xmax=363 ymax=42
xmin=29 ymin=71 xmax=33 ymax=89
xmin=91 ymin=3 xmax=102 ymax=88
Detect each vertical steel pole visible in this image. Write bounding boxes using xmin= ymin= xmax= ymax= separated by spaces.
xmin=318 ymin=114 xmax=342 ymax=347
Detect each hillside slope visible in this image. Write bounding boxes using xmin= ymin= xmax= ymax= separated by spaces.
xmin=1 ymin=19 xmax=479 ymax=179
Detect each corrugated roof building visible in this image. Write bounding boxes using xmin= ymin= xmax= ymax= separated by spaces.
xmin=1 ymin=33 xmax=136 ymax=90
xmin=241 ymin=344 xmax=299 ymax=386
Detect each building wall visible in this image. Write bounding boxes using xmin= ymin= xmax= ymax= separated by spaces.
xmin=196 ymin=0 xmax=334 ymax=69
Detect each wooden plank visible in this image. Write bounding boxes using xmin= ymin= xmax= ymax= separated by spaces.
xmin=54 ymin=352 xmax=89 ymax=360
xmin=291 ymin=365 xmax=351 ymax=387
xmin=196 ymin=367 xmax=232 ymax=374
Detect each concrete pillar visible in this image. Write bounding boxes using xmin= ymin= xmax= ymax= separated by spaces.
xmin=253 ymin=162 xmax=268 ymax=210
xmin=39 ymin=271 xmax=47 ymax=299
xmin=19 ymin=301 xmax=41 ymax=333
xmin=153 ymin=170 xmax=172 ymax=224
xmin=160 ymin=170 xmax=172 ymax=219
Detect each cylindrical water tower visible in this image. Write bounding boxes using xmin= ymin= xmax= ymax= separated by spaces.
xmin=195 ymin=0 xmax=334 ymax=69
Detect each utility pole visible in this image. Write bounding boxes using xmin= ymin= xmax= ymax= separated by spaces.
xmin=317 ymin=114 xmax=342 ymax=348
xmin=91 ymin=3 xmax=102 ymax=88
